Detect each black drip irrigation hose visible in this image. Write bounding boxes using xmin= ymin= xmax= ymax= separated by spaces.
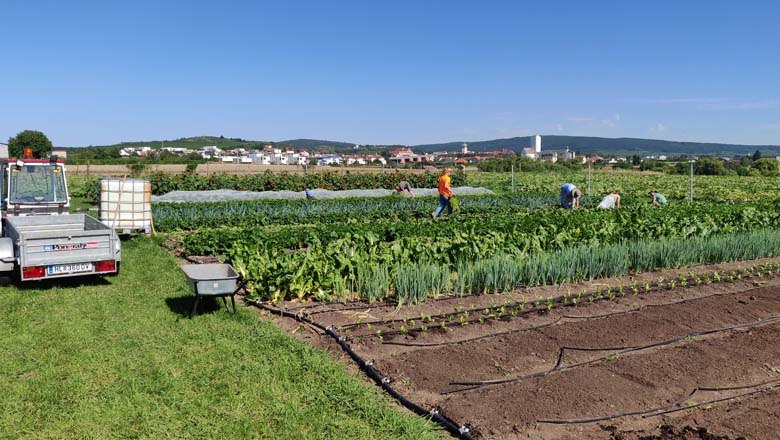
xmin=382 ymin=289 xmax=737 ymax=348
xmin=383 ymin=317 xmax=564 ymax=348
xmin=289 ymin=290 xmax=516 ymax=318
xmin=537 ymin=378 xmax=780 ymax=424
xmin=289 ymin=302 xmax=383 ymax=315
xmin=254 ymin=301 xmax=475 ymax=440
xmin=445 ymin=315 xmax=780 ymax=393
xmin=304 ymin=293 xmax=486 ymax=316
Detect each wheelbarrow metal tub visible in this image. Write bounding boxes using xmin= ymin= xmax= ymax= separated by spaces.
xmin=180 ymin=264 xmax=241 ymax=316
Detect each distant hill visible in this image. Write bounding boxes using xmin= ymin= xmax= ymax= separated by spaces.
xmin=414 ymin=136 xmax=780 ymax=157
xmin=82 ymin=136 xmax=275 ymax=151
xmin=278 ymin=138 xmax=357 ymax=150
xmin=77 ymin=135 xmax=780 ymax=157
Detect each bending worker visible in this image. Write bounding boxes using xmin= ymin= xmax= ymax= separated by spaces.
xmin=597 ymin=191 xmax=621 ymax=209
xmin=649 ymin=190 xmax=667 ymax=206
xmin=395 ymin=181 xmax=415 ymax=197
xmin=560 ymin=182 xmax=582 ymax=209
xmin=432 ymin=168 xmax=453 ymax=218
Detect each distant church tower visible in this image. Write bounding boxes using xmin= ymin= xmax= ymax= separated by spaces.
xmin=461 ymin=143 xmax=469 ymax=154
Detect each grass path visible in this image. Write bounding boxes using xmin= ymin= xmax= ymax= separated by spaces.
xmin=0 ymin=238 xmax=438 ymax=439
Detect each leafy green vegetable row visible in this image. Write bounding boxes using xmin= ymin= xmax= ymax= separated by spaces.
xmin=149 ymin=170 xmax=466 ymax=195
xmin=234 ymin=229 xmax=780 ymax=303
xmin=178 ymin=202 xmax=780 ymax=259
xmin=471 ymin=171 xmax=780 ymax=202
xmin=153 ymin=194 xmax=570 ymax=231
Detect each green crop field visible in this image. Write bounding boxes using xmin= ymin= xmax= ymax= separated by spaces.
xmin=150 ymin=170 xmax=780 ymax=304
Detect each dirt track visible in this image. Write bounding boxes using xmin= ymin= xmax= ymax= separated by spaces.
xmin=265 ymin=260 xmax=780 ymax=439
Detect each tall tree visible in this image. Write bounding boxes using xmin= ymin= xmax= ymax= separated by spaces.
xmin=752 ymin=150 xmax=762 ymax=161
xmin=8 ymin=130 xmax=53 ymax=158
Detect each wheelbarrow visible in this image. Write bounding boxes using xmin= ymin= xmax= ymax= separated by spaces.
xmin=180 ymin=264 xmax=246 ymax=317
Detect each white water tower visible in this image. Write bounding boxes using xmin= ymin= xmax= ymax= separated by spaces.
xmin=461 ymin=143 xmax=469 ymax=154
xmin=531 ymin=135 xmax=541 ymax=153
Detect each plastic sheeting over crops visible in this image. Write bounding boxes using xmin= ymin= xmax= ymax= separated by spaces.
xmin=152 ymin=187 xmax=494 ymax=203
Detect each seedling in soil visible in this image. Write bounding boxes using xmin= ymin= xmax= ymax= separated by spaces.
xmin=420 ymin=325 xmax=428 ymax=332
xmin=519 ymin=302 xmax=526 ymax=312
xmin=440 ymin=322 xmax=447 ymax=330
xmin=618 ymin=284 xmax=625 ymax=297
xmin=572 ymin=297 xmax=580 ymax=306
xmin=399 ymin=326 xmax=407 ymax=335
xmin=534 ymin=297 xmax=542 ymax=308
xmin=546 ymin=297 xmax=554 ymax=312
xmin=680 ymin=279 xmax=688 ymax=288
xmin=479 ymin=317 xmax=485 ymax=324
xmin=459 ymin=315 xmax=467 ymax=326
xmin=375 ymin=329 xmax=383 ymax=338
xmin=608 ymin=289 xmax=616 ymax=302
xmin=605 ymin=353 xmax=621 ymax=362
xmin=713 ymin=271 xmax=722 ymax=282
xmin=644 ymin=282 xmax=651 ymax=293
xmin=668 ymin=280 xmax=677 ymax=290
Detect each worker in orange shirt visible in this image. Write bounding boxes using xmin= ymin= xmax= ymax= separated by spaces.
xmin=432 ymin=168 xmax=453 ymax=218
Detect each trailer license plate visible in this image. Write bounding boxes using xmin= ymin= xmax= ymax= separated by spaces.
xmin=46 ymin=263 xmax=94 ymax=276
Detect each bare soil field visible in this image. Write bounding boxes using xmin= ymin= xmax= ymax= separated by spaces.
xmin=261 ymin=259 xmax=780 ymax=439
xmin=68 ymin=163 xmax=426 ymax=176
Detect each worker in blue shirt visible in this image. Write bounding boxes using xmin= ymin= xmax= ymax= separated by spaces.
xmin=649 ymin=190 xmax=667 ymax=206
xmin=560 ymin=183 xmax=582 ymax=209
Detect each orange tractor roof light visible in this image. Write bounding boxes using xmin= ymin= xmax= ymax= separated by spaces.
xmin=22 ymin=148 xmax=34 ymax=159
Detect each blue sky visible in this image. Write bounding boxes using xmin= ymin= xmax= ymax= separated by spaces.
xmin=1 ymin=0 xmax=779 ymax=147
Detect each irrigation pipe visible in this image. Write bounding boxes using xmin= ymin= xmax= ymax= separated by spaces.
xmin=382 ymin=289 xmax=739 ymax=348
xmin=446 ymin=315 xmax=780 ymax=392
xmin=643 ymin=384 xmax=780 ymax=418
xmin=302 ymin=292 xmax=486 ymax=316
xmin=537 ymin=378 xmax=780 ymax=424
xmin=382 ymin=317 xmax=564 ymax=347
xmin=253 ymin=301 xmax=475 ymax=439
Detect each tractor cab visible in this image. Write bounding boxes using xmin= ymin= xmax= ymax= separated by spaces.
xmin=1 ymin=149 xmax=70 ymax=217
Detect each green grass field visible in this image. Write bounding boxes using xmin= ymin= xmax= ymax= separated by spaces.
xmin=0 ymin=238 xmax=438 ymax=439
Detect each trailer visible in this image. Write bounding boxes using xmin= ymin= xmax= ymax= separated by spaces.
xmin=0 ymin=150 xmax=121 ymax=281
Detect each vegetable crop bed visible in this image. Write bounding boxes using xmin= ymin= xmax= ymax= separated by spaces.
xmin=261 ymin=259 xmax=780 ymax=439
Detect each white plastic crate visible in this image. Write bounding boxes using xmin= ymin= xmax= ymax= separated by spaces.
xmin=99 ymin=178 xmax=152 ymax=233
